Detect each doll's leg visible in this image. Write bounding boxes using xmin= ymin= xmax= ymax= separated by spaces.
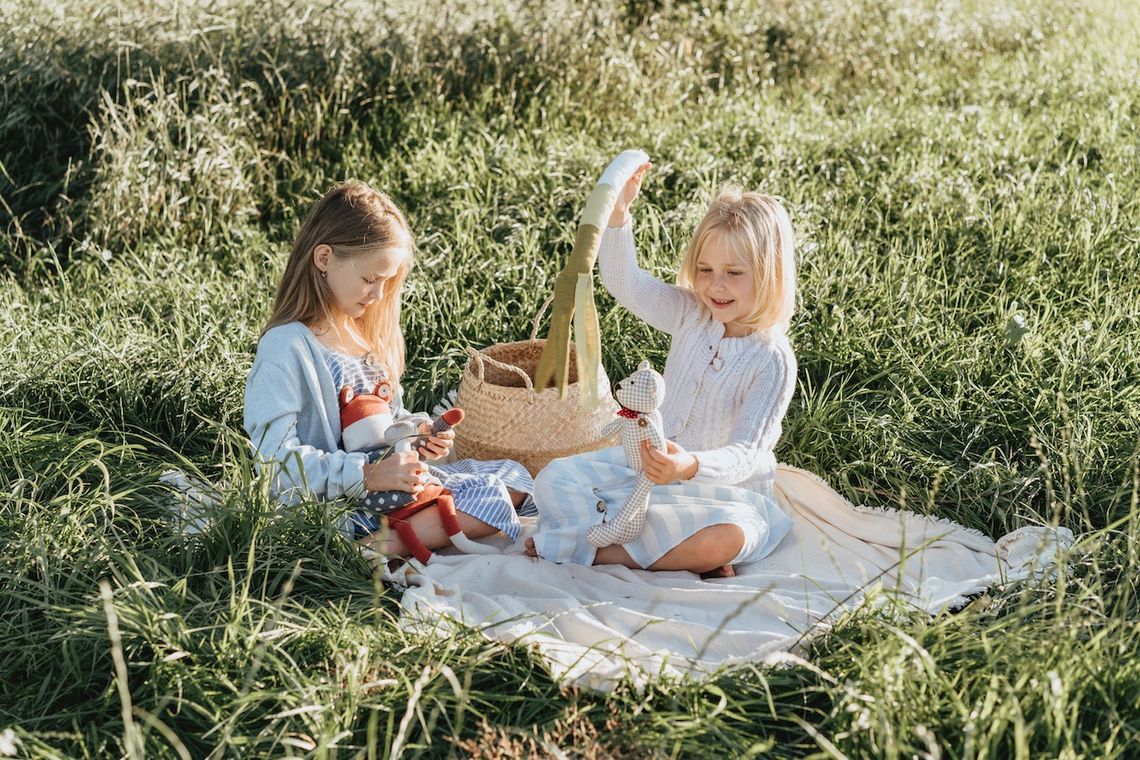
xmin=586 ymin=474 xmax=653 ymax=547
xmin=361 ymin=489 xmax=415 ymax=513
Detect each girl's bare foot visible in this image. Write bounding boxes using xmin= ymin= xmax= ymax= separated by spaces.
xmin=524 ymin=536 xmax=538 ymax=558
xmin=700 ymin=564 xmax=736 ymax=579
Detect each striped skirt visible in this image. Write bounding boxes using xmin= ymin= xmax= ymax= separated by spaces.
xmin=351 ymin=457 xmax=534 ymax=540
xmin=531 ymin=445 xmax=792 ymax=568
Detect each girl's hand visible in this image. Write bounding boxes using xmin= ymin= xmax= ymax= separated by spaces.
xmin=417 ymin=422 xmax=454 ymax=461
xmin=363 ymin=451 xmax=425 ymax=493
xmin=641 ymin=439 xmax=698 ymax=484
xmin=608 ymin=162 xmax=652 ymax=228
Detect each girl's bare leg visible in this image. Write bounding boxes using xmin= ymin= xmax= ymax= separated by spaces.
xmin=592 ymin=543 xmax=640 ymax=568
xmin=359 ymin=507 xmax=497 ymax=557
xmin=527 ymin=524 xmax=744 ymax=575
xmin=618 ymin=524 xmax=743 ymax=574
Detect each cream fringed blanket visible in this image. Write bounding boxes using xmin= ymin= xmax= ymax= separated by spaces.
xmin=387 ymin=466 xmax=1073 ymax=691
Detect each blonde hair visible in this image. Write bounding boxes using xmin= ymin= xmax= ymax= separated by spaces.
xmin=677 ymin=188 xmax=796 ymax=333
xmin=263 ymin=180 xmax=413 ymax=379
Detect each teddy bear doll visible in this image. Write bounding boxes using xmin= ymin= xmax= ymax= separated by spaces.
xmin=338 ymin=382 xmax=494 ymax=563
xmin=586 ymin=360 xmax=667 ymax=547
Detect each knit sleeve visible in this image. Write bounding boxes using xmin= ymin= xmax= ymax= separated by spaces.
xmin=689 ymin=339 xmax=796 ymax=485
xmin=244 ymin=357 xmax=368 ymax=504
xmin=597 ymin=218 xmax=697 ymax=336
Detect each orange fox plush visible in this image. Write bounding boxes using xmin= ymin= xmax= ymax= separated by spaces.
xmin=337 ymin=383 xmax=485 ymax=564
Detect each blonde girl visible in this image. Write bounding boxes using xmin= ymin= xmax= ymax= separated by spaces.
xmin=244 ymin=181 xmax=533 ymax=557
xmin=527 ymin=164 xmax=796 ymax=576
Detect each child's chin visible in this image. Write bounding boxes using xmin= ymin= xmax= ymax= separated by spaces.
xmin=705 ymin=307 xmax=732 ymax=322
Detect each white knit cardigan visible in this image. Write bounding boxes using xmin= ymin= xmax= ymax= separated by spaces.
xmin=597 ymin=219 xmax=797 ymax=496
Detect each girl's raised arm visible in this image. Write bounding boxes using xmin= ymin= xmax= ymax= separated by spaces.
xmin=597 ymin=163 xmax=695 ymax=335
xmin=597 ymin=219 xmax=697 ymax=336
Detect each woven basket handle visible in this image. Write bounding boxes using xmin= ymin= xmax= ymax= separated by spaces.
xmin=465 ymin=347 xmax=534 ymax=391
xmin=529 ymin=295 xmax=555 ymax=342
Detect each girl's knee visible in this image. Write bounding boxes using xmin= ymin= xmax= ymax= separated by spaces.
xmin=700 ymin=524 xmax=745 ymax=566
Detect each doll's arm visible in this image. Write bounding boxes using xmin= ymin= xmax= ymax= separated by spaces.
xmin=383 ymin=415 xmax=432 ymax=452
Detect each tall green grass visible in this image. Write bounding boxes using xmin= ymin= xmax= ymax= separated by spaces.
xmin=2 ymin=0 xmax=1138 ymax=756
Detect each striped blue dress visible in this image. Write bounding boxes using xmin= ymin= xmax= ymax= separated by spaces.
xmin=532 ymin=445 xmax=792 ymax=568
xmin=322 ymin=348 xmax=535 ymax=540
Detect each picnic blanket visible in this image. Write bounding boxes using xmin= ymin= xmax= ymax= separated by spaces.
xmin=388 ymin=465 xmax=1072 ymax=691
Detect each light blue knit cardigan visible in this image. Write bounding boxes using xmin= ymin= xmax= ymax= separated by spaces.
xmin=243 ymin=321 xmax=372 ymax=506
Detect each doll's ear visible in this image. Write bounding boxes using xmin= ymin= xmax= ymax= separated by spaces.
xmin=339 ymin=386 xmax=354 ymax=406
xmin=638 ymin=359 xmax=651 ymax=370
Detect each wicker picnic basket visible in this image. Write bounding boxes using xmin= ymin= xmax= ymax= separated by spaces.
xmin=452 ymin=305 xmax=619 ymax=476
xmin=453 ymin=151 xmax=648 ymax=476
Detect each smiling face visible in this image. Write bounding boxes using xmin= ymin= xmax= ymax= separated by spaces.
xmin=315 ymin=241 xmax=409 ymax=321
xmin=692 ymin=231 xmax=758 ymax=337
xmin=678 ymin=189 xmax=797 ymax=336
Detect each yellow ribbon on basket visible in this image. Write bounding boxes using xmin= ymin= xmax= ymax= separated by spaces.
xmin=535 ymin=150 xmax=649 ymax=408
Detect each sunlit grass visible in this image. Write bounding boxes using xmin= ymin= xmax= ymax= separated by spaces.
xmin=1 ymin=0 xmax=1138 ymax=756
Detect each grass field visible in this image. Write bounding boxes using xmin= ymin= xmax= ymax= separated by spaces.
xmin=2 ymin=0 xmax=1139 ymax=756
